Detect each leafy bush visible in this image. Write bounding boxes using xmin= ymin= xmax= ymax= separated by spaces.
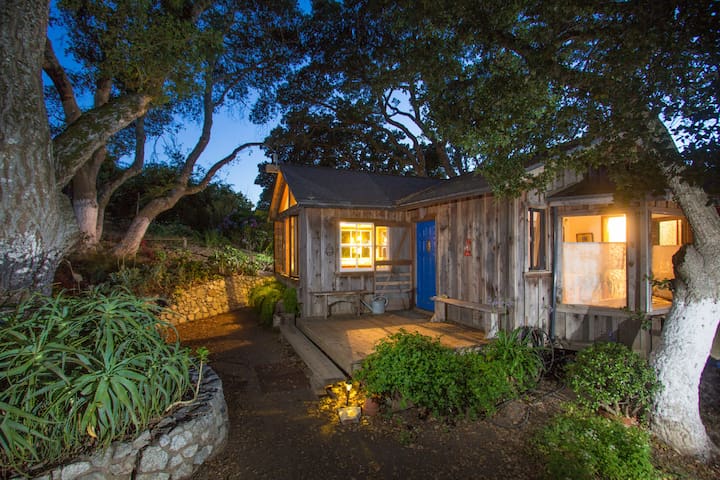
xmin=208 ymin=246 xmax=273 ymax=276
xmin=208 ymin=246 xmax=252 ymax=276
xmin=355 ymin=331 xmax=465 ymax=416
xmin=565 ymin=342 xmax=660 ymax=419
xmin=0 ymin=290 xmax=193 ymax=477
xmin=282 ymin=287 xmax=300 ymax=316
xmin=535 ymin=408 xmax=658 ymax=480
xmin=248 ymin=280 xmax=285 ymax=326
xmin=89 ymin=246 xmax=273 ymax=297
xmin=146 ymin=221 xmax=200 ymax=241
xmin=482 ymin=328 xmax=545 ymax=394
xmin=355 ymin=328 xmax=545 ymax=417
xmin=462 ymin=353 xmax=517 ymax=417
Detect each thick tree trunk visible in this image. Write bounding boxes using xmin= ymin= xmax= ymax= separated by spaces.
xmin=72 ymin=147 xmax=105 ymax=249
xmin=72 ymin=80 xmax=112 ymax=250
xmin=113 ymin=191 xmax=185 ymax=257
xmin=113 ymin=215 xmax=153 ymax=258
xmin=0 ymin=0 xmax=77 ymax=296
xmin=651 ymin=169 xmax=720 ymax=460
xmin=652 ymin=273 xmax=720 ymax=460
xmin=53 ymin=92 xmax=151 ymax=187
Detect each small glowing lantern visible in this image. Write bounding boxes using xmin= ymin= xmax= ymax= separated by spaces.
xmin=345 ymin=379 xmax=353 ymax=406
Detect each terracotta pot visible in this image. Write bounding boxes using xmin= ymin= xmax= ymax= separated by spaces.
xmin=363 ymin=397 xmax=380 ymax=416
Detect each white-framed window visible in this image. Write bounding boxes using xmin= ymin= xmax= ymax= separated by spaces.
xmin=339 ymin=222 xmax=389 ymax=271
xmin=561 ymin=214 xmax=627 ymax=308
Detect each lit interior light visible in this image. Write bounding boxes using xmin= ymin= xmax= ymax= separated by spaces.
xmin=606 ymin=216 xmax=626 ymax=242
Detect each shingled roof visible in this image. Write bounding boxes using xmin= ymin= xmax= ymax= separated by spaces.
xmin=547 ymin=171 xmax=616 ymax=203
xmin=278 ymin=164 xmax=442 ymax=209
xmin=397 ymin=171 xmax=492 ymax=208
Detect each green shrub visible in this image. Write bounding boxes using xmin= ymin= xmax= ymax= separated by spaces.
xmin=208 ymin=246 xmax=253 ymax=276
xmin=355 ymin=328 xmax=545 ymax=417
xmin=482 ymin=328 xmax=545 ymax=394
xmin=462 ymin=354 xmax=516 ymax=417
xmin=565 ymin=342 xmax=660 ymax=419
xmin=535 ymin=408 xmax=658 ymax=480
xmin=0 ymin=290 xmax=193 ymax=476
xmin=355 ymin=330 xmax=464 ymax=416
xmin=203 ymin=229 xmax=229 ymax=248
xmin=282 ymin=287 xmax=300 ymax=315
xmin=248 ymin=280 xmax=285 ymax=326
xmin=147 ymin=222 xmax=200 ymax=240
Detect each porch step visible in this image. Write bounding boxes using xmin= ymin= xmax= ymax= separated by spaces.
xmin=279 ymin=324 xmax=345 ymax=395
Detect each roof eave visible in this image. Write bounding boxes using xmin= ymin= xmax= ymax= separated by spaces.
xmin=399 ymin=187 xmax=493 ymax=209
xmin=547 ymin=193 xmax=615 ymax=207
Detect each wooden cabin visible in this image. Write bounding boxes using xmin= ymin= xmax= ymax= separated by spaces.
xmin=268 ymin=164 xmax=689 ymax=355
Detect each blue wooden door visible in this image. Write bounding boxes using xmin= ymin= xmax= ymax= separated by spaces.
xmin=416 ymin=220 xmax=436 ymax=311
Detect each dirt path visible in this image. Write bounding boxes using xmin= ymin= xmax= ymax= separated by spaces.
xmin=176 ymin=309 xmax=720 ymax=480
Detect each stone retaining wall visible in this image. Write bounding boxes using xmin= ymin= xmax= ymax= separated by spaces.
xmin=162 ymin=273 xmax=272 ymax=324
xmin=29 ymin=366 xmax=227 ymax=480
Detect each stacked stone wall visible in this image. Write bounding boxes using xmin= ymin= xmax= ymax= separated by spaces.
xmin=25 ymin=366 xmax=227 ymax=480
xmin=161 ymin=274 xmax=272 ymax=324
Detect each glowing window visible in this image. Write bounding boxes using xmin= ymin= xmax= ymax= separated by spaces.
xmin=561 ymin=214 xmax=627 ymax=308
xmin=603 ymin=215 xmax=626 ymax=242
xmin=340 ymin=222 xmax=374 ymax=271
xmin=650 ymin=214 xmax=691 ymax=308
xmin=279 ymin=185 xmax=296 ymax=213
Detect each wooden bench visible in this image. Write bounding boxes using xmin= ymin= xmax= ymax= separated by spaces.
xmin=312 ymin=290 xmax=371 ymax=318
xmin=430 ymin=296 xmax=502 ymax=337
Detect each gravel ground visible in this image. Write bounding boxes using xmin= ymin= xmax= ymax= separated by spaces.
xmin=175 ymin=309 xmax=720 ymax=480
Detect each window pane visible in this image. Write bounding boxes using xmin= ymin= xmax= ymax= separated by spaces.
xmin=562 ymin=242 xmax=627 ymax=307
xmin=561 ymin=214 xmax=626 ymax=307
xmin=651 ymin=214 xmax=690 ymax=308
xmin=528 ymin=209 xmax=546 ymax=270
xmin=603 ymin=216 xmax=626 ymax=242
xmin=339 ymin=222 xmax=374 ymax=271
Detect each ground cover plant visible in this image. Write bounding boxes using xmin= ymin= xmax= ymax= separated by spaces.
xmin=354 ymin=329 xmax=545 ymax=418
xmin=533 ymin=341 xmax=664 ymax=479
xmin=535 ymin=407 xmax=658 ymax=480
xmin=59 ymin=245 xmax=272 ymax=298
xmin=0 ymin=290 xmax=194 ymax=478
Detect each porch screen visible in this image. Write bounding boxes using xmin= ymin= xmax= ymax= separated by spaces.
xmin=561 ymin=214 xmax=627 ymax=308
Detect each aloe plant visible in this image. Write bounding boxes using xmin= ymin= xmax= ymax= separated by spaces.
xmin=0 ymin=289 xmax=194 ymax=476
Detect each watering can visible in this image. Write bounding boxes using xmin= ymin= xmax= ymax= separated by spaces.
xmin=362 ymin=295 xmax=388 ymax=314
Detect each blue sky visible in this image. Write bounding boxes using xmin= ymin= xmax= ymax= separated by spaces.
xmin=160 ymin=109 xmax=275 ymax=206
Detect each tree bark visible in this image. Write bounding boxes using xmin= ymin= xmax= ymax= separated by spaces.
xmin=53 ymin=92 xmax=152 ymax=187
xmin=0 ymin=0 xmax=77 ymax=297
xmin=650 ymin=168 xmax=720 ymax=460
xmin=71 ymin=79 xmax=112 ymax=250
xmin=96 ymin=116 xmax=147 ymax=241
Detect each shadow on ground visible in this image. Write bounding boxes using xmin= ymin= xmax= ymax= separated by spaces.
xmin=176 ymin=308 xmax=720 ymax=480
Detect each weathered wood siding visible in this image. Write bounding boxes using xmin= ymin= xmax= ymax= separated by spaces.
xmin=297 ymin=207 xmax=412 ymax=317
xmin=406 ymin=194 xmax=544 ymax=334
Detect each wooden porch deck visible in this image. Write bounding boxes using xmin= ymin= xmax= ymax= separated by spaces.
xmin=296 ymin=310 xmax=488 ymax=374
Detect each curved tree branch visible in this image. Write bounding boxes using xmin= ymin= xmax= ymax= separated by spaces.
xmin=187 ymin=142 xmax=265 ymax=195
xmin=53 ymin=92 xmax=152 ymax=187
xmin=43 ymin=37 xmax=81 ymax=123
